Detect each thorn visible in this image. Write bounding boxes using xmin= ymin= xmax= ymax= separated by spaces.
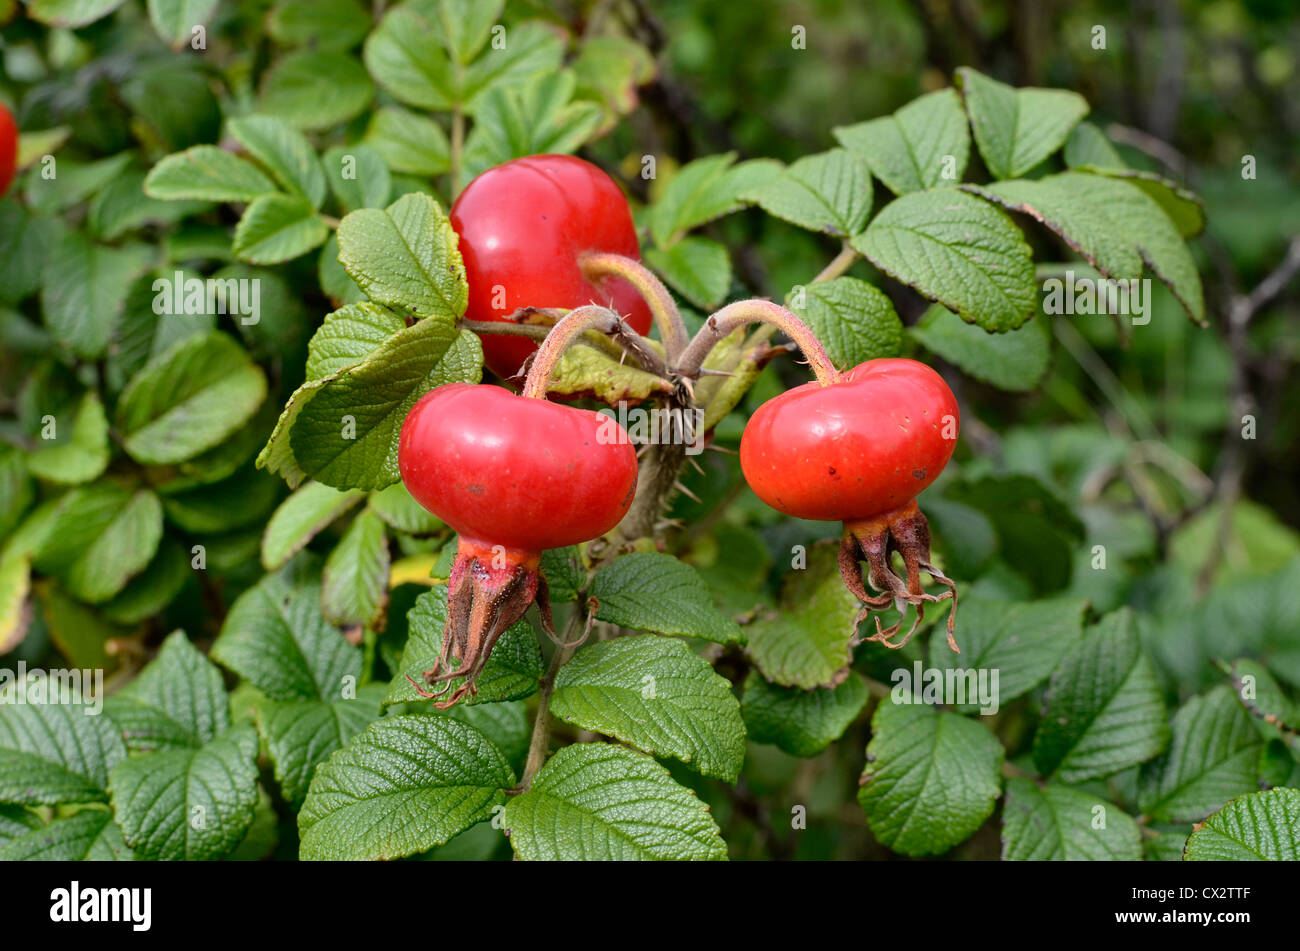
xmin=697 ymin=368 xmax=734 ymax=378
xmin=686 ymin=456 xmax=706 ymax=476
xmin=672 ymin=480 xmax=702 ymax=503
xmin=706 ymin=444 xmax=737 ymax=455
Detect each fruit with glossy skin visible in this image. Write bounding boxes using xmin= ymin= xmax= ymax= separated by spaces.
xmin=397 ymin=381 xmax=638 ymax=706
xmin=739 ymin=358 xmax=959 ymax=521
xmin=739 ymin=358 xmax=962 ymax=652
xmin=450 ymin=154 xmax=653 ymax=379
xmin=0 ymin=102 xmax=17 ymax=198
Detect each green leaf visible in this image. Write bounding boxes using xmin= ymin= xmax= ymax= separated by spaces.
xmin=261 ymin=481 xmax=365 ymax=571
xmin=298 ymin=714 xmax=513 ymax=860
xmin=745 ymin=543 xmax=859 ymax=689
xmin=0 ymin=688 xmax=127 ymax=805
xmin=546 ymin=339 xmax=673 ymax=404
xmin=161 ymin=462 xmax=280 ymax=534
xmin=116 ymin=331 xmax=267 ymax=466
xmin=551 ymin=635 xmax=746 ymax=782
xmin=1085 ymin=168 xmax=1206 ymax=239
xmin=213 ymin=565 xmax=362 ymax=703
xmin=1032 ymin=609 xmax=1169 ymax=783
xmin=25 ymin=390 xmax=109 ymax=485
xmin=227 ymin=115 xmax=327 ymax=208
xmin=0 ymin=205 xmax=58 ymax=304
xmin=788 ymin=276 xmax=902 ymax=368
xmin=1137 ymin=686 xmax=1263 ymax=823
xmin=1183 ymin=788 xmax=1300 ymax=861
xmin=259 ymin=50 xmax=374 ymax=130
xmin=362 ymin=107 xmax=451 ymax=177
xmin=109 ymin=723 xmax=260 ymax=860
xmin=573 ymin=34 xmax=655 ymax=120
xmin=927 ymin=596 xmax=1088 ymax=713
xmin=1226 ymin=657 xmax=1300 ymax=736
xmin=87 ymin=171 xmax=211 ymax=240
xmin=1063 ymin=121 xmax=1125 ymax=170
xmin=504 ymin=743 xmax=727 ymax=861
xmin=384 ymin=585 xmax=541 ymax=707
xmin=31 ymin=485 xmax=162 ymax=604
xmin=741 ymin=670 xmax=869 ymax=757
xmin=1001 ymin=779 xmax=1142 ymax=860
xmin=461 ymin=70 xmax=604 ymax=180
xmin=956 ymin=67 xmax=1089 ymax=179
xmin=644 ymin=236 xmax=731 ymax=310
xmin=232 ymin=193 xmax=329 ymax=265
xmin=0 ymin=555 xmax=31 ymax=655
xmin=910 ymin=304 xmax=1051 ymax=393
xmin=322 ymin=144 xmax=392 ymax=213
xmin=101 ymin=537 xmax=189 ymax=625
xmin=975 ymin=172 xmax=1205 ymax=324
xmin=460 ymin=21 xmax=567 ymax=112
xmin=319 ymin=234 xmax=366 ymax=307
xmin=283 ymin=323 xmax=481 ymax=491
xmin=433 ymin=0 xmax=505 ymax=64
xmin=367 ymin=481 xmax=442 ymax=535
xmin=336 ymin=192 xmax=467 ymax=320
xmin=649 ymin=153 xmax=782 ymax=247
xmin=833 ymin=88 xmax=970 ymax=196
xmin=40 ymin=232 xmax=152 ymax=359
xmin=27 ymin=0 xmax=126 ymax=28
xmin=305 ymin=302 xmax=405 ymax=381
xmin=112 ymin=631 xmax=230 ymax=747
xmin=590 ymin=552 xmax=744 ymax=645
xmin=362 ymin=6 xmax=459 ymax=110
xmin=147 ymin=0 xmax=220 ymax=48
xmin=267 ymin=0 xmax=371 ymax=51
xmin=945 ymin=474 xmax=1086 ymax=594
xmin=0 ymin=808 xmax=132 ymax=860
xmin=742 ymin=148 xmax=873 ymax=236
xmin=322 ymin=509 xmax=390 ymax=628
xmin=25 ymin=154 xmax=133 ymax=214
xmin=857 ymin=701 xmax=1004 ymax=856
xmin=853 ymin=188 xmax=1035 ymax=332
xmin=254 ymin=683 xmax=386 ymax=807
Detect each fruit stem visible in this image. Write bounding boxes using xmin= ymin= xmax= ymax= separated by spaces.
xmin=520 ymin=305 xmax=624 ymax=399
xmin=580 ymin=252 xmax=690 ymax=361
xmin=677 ymin=299 xmax=841 ymax=386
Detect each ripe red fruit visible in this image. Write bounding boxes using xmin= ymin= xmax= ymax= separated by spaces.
xmin=739 ymin=358 xmax=961 ymax=650
xmin=398 ymin=382 xmax=638 ymax=706
xmin=450 ymin=154 xmax=653 ymax=380
xmin=0 ymin=102 xmax=18 ymax=198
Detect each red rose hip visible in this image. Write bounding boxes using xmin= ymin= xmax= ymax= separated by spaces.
xmin=0 ymin=102 xmax=17 ymax=198
xmin=740 ymin=358 xmax=962 ymax=651
xmin=398 ymin=381 xmax=638 ymax=706
xmin=450 ymin=154 xmax=653 ymax=380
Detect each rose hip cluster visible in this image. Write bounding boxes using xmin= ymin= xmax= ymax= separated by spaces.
xmin=398 ymin=155 xmax=960 ymax=707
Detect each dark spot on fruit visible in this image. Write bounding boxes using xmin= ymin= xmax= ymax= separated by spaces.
xmin=828 ymin=466 xmax=837 ymax=477
xmin=467 ymin=484 xmax=485 ymax=496
xmin=912 ymin=467 xmax=927 ymax=480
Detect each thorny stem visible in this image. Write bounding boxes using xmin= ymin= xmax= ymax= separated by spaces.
xmin=676 ymin=299 xmax=841 ymax=385
xmin=520 ymin=305 xmax=626 ymax=399
xmin=581 ymin=252 xmax=690 ymax=361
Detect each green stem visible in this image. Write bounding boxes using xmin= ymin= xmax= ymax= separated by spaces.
xmin=581 ymin=252 xmax=690 ymax=361
xmin=520 ymin=608 xmax=586 ymax=790
xmin=813 ymin=240 xmax=858 ymax=284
